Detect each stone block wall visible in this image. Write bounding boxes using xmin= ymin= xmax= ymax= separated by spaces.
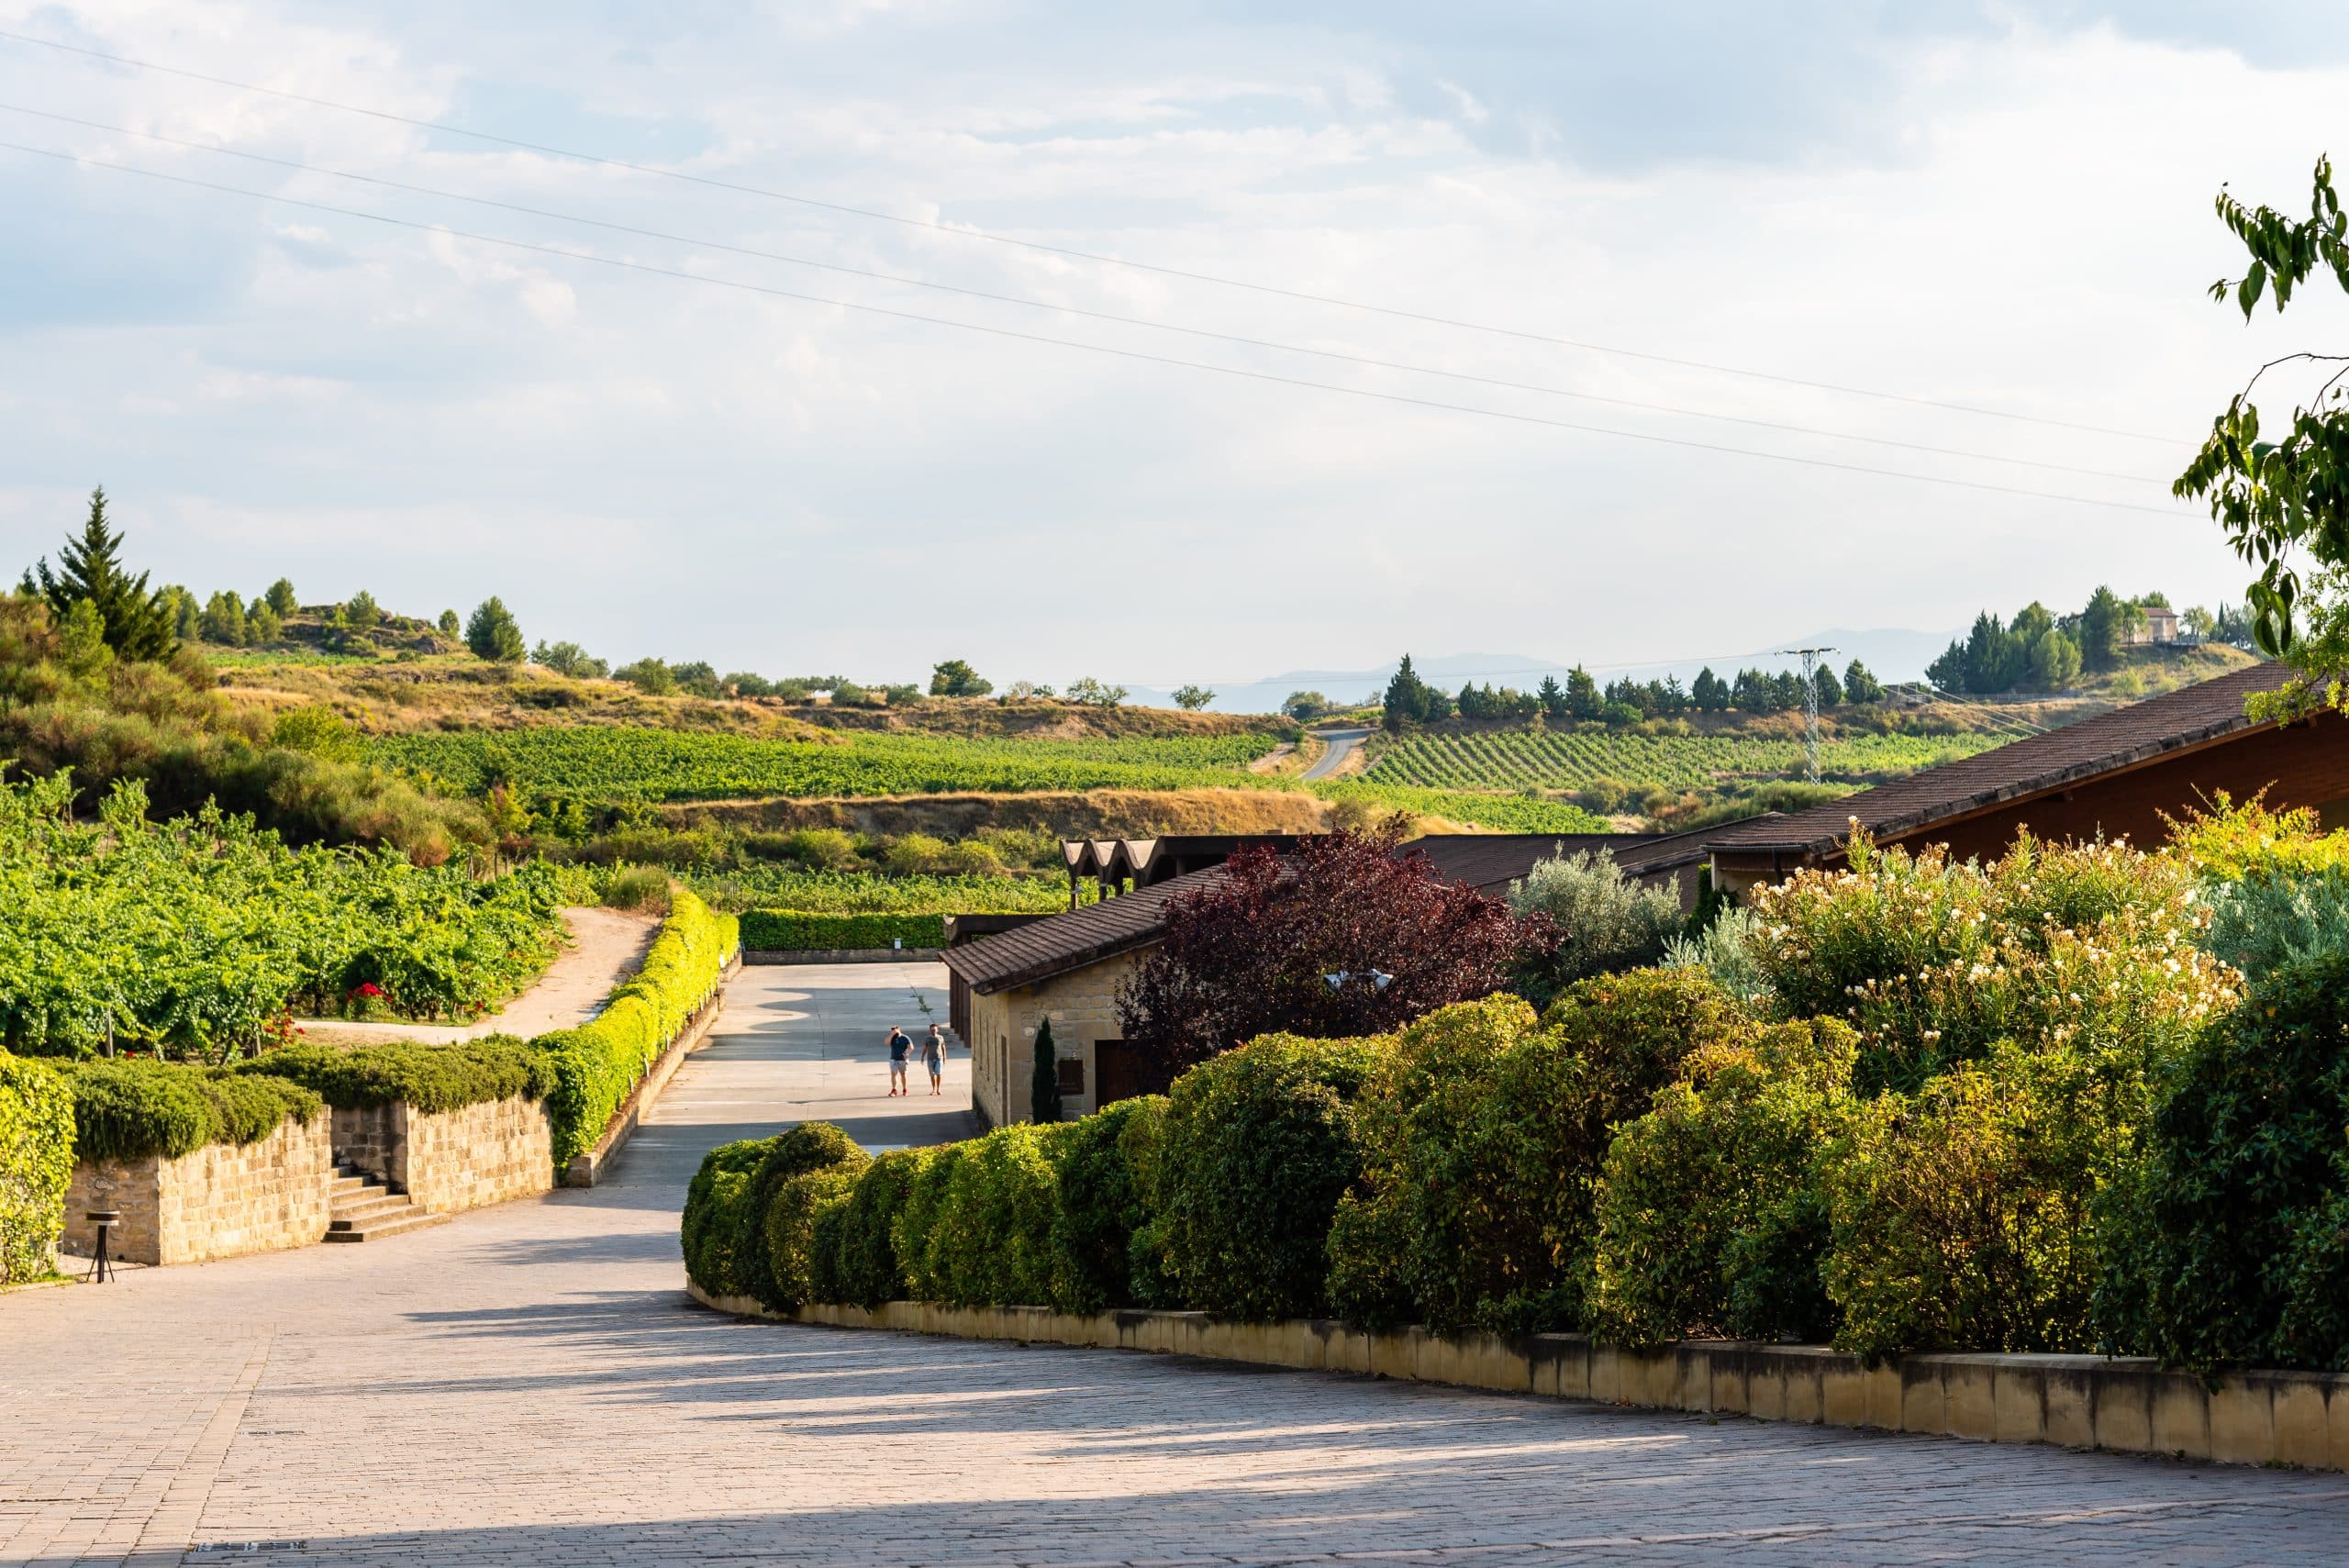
xmin=968 ymin=949 xmax=1145 ymax=1128
xmin=405 ymin=1095 xmax=553 ymax=1213
xmin=62 ymin=1114 xmax=333 ymax=1267
xmin=333 ymin=1096 xmax=553 ymax=1213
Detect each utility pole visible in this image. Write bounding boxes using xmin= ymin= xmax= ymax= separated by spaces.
xmin=1776 ymin=646 xmax=1838 ymax=784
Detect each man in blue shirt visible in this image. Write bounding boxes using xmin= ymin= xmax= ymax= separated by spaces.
xmin=885 ymin=1026 xmax=912 ymax=1096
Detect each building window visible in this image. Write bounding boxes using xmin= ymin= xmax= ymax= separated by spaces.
xmin=1058 ymin=1057 xmax=1085 ymax=1097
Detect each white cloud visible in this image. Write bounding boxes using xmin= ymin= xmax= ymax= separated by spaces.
xmin=0 ymin=3 xmax=2329 ymax=686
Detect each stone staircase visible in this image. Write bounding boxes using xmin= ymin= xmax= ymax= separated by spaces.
xmin=325 ymin=1163 xmax=449 ymax=1244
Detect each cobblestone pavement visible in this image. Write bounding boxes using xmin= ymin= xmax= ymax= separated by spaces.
xmin=6 ymin=966 xmax=2348 ymax=1566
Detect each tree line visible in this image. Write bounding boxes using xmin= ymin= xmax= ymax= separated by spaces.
xmin=1922 ymin=587 xmax=2255 ymax=697
xmin=1382 ymin=652 xmax=1886 ymax=731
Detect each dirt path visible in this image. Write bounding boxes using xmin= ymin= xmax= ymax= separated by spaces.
xmin=295 ymin=906 xmax=660 ymax=1046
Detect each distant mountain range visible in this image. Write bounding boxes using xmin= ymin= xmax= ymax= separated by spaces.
xmin=1122 ymin=628 xmax=1964 ymax=715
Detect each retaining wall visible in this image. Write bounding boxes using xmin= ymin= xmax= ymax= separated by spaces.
xmin=63 ymin=1114 xmax=333 ymax=1266
xmin=688 ymin=1289 xmax=2349 ymax=1473
xmin=333 ymin=1094 xmax=554 ymax=1213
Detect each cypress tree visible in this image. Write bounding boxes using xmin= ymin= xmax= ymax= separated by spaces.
xmin=29 ymin=488 xmax=175 ymax=660
xmin=1030 ymin=1018 xmax=1063 ymax=1125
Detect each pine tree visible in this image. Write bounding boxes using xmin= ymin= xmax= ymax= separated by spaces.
xmin=1814 ymin=662 xmax=1842 ymax=707
xmin=1030 ymin=1018 xmax=1063 ymax=1124
xmin=29 ymin=488 xmax=175 ymax=660
xmin=465 ymin=596 xmax=526 ymax=662
xmin=1537 ymin=673 xmax=1567 ymax=719
xmin=2080 ymin=585 xmax=2126 ymax=671
xmin=1564 ymin=665 xmax=1602 ymax=720
xmin=263 ymin=578 xmax=298 ymax=617
xmin=1382 ymin=654 xmax=1433 ymax=732
xmin=1842 ymin=659 xmax=1884 ymax=704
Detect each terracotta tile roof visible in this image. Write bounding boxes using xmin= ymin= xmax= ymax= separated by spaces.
xmin=942 ymin=866 xmax=1230 ymax=995
xmin=1703 ymin=661 xmax=2292 ymax=859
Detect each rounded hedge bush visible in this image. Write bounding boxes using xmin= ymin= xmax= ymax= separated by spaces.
xmin=737 ymin=1122 xmax=870 ymax=1313
xmin=833 ymin=1149 xmax=926 ymax=1307
xmin=66 ymin=1059 xmax=320 ymax=1163
xmin=1153 ymin=1032 xmax=1386 ymax=1320
xmin=761 ymin=1164 xmax=866 ymax=1313
xmin=895 ymin=1143 xmax=965 ymax=1302
xmin=2126 ymin=952 xmax=2349 ymax=1372
xmin=683 ymin=1137 xmax=773 ymax=1297
xmin=1587 ymin=1019 xmax=1857 ymax=1348
xmin=932 ymin=1123 xmax=1069 ymax=1307
xmin=1047 ymin=1095 xmax=1168 ymax=1312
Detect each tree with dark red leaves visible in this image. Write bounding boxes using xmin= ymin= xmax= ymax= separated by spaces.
xmin=1115 ymin=822 xmax=1553 ymax=1081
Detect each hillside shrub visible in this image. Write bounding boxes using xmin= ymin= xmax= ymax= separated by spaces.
xmin=735 ymin=1122 xmax=870 ymax=1313
xmin=241 ymin=1037 xmax=549 ymax=1113
xmin=1152 ymin=1032 xmax=1386 ymax=1319
xmin=930 ymin=1122 xmax=1069 ymax=1307
xmin=2122 ymin=954 xmax=2349 ymax=1372
xmin=2173 ymin=800 xmax=2349 ymax=982
xmin=602 ymin=864 xmax=672 ymax=914
xmin=682 ymin=1137 xmax=770 ymax=1297
xmin=833 ymin=1149 xmax=925 ymax=1307
xmin=1046 ymin=1095 xmax=1168 ymax=1312
xmin=1586 ymin=1019 xmax=1858 ymax=1348
xmin=1 ymin=1051 xmax=74 ymax=1284
xmin=63 ymin=1059 xmax=320 ymax=1162
xmin=739 ymin=912 xmax=946 ymax=951
xmin=532 ymin=890 xmax=738 ymax=1170
xmin=1328 ymin=973 xmax=1750 ymax=1336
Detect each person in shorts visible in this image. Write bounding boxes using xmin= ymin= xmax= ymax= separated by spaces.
xmin=921 ymin=1024 xmax=947 ymax=1095
xmin=885 ymin=1026 xmax=911 ymax=1096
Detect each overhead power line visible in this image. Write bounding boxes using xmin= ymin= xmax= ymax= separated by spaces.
xmin=0 ymin=25 xmax=2183 ymax=446
xmin=0 ymin=139 xmax=2198 ymax=519
xmin=0 ymin=102 xmax=2165 ymax=487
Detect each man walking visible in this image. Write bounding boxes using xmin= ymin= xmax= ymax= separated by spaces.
xmin=885 ymin=1025 xmax=912 ymax=1096
xmin=921 ymin=1023 xmax=948 ymax=1095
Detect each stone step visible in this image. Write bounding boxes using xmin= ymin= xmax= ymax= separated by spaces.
xmin=332 ymin=1174 xmax=373 ymax=1195
xmin=326 ymin=1208 xmax=449 ymax=1243
xmin=331 ymin=1194 xmax=416 ymax=1225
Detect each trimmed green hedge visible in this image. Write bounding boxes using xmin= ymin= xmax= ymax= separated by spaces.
xmin=239 ymin=1037 xmax=550 ymax=1114
xmin=535 ymin=890 xmax=739 ymax=1169
xmin=740 ymin=911 xmax=946 ymax=951
xmin=2 ymin=1051 xmax=74 ymax=1284
xmin=64 ymin=1059 xmax=321 ymax=1163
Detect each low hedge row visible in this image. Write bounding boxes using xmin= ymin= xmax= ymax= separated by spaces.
xmin=64 ymin=1058 xmax=323 ymax=1164
xmin=1 ymin=1051 xmax=74 ymax=1284
xmin=685 ymin=1095 xmax=1175 ymax=1317
xmin=535 ymin=890 xmax=739 ymax=1168
xmin=240 ymin=1037 xmax=550 ymax=1114
xmin=739 ymin=911 xmax=946 ymax=951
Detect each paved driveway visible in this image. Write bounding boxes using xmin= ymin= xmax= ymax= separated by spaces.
xmin=6 ymin=962 xmax=2346 ymax=1566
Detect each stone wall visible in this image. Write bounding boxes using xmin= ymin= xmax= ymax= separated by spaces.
xmin=967 ymin=948 xmax=1147 ymax=1128
xmin=63 ymin=1114 xmax=333 ymax=1267
xmin=691 ymin=1288 xmax=2349 ymax=1474
xmin=336 ymin=1096 xmax=554 ymax=1213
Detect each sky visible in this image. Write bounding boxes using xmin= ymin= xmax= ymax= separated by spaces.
xmin=1 ymin=2 xmax=2344 ymax=697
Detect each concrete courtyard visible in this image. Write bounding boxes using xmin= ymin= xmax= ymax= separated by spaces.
xmin=5 ymin=962 xmax=2346 ymax=1566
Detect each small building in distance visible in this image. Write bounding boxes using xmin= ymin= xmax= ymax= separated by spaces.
xmin=1702 ymin=661 xmax=2349 ymax=895
xmin=2129 ymin=604 xmax=2183 ymax=645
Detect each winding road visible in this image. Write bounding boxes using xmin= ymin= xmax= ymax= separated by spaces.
xmin=1304 ymin=724 xmax=1372 ymax=781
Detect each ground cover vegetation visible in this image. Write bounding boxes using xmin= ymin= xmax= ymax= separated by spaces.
xmin=688 ymin=801 xmax=2349 ymax=1374
xmin=0 ymin=771 xmax=573 ymax=1062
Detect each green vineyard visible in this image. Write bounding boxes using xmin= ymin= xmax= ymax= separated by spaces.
xmin=1364 ymin=729 xmax=1998 ymax=795
xmin=371 ymin=728 xmax=1286 ymax=802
